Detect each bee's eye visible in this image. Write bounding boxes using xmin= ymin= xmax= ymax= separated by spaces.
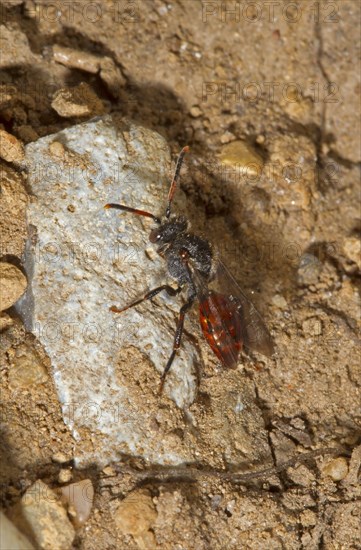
xmin=149 ymin=228 xmax=161 ymax=243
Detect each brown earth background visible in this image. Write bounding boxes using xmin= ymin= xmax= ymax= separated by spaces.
xmin=0 ymin=1 xmax=360 ymax=549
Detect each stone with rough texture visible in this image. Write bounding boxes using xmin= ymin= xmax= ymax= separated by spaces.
xmin=53 ymin=45 xmax=101 ymax=73
xmin=0 ymin=262 xmax=27 ymax=311
xmin=114 ymin=489 xmax=157 ymax=549
xmin=10 ymin=480 xmax=75 ymax=550
xmin=0 ymin=129 xmax=24 ymax=162
xmin=0 ymin=25 xmax=35 ymax=68
xmin=0 ymin=163 xmax=27 ymax=257
xmin=17 ymin=115 xmax=197 ymax=466
xmin=8 ymin=340 xmax=48 ymax=389
xmin=51 ymin=83 xmax=106 ymax=118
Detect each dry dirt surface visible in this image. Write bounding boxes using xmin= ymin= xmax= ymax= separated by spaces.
xmin=1 ymin=1 xmax=360 ymax=549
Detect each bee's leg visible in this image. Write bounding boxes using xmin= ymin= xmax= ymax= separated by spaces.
xmin=159 ymin=294 xmax=195 ymax=395
xmin=110 ymin=285 xmax=181 ymax=313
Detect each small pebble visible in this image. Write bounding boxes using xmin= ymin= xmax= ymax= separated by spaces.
xmin=287 ymin=464 xmax=315 ymax=487
xmin=53 ymin=46 xmax=125 ymax=98
xmin=61 ymin=479 xmax=94 ymax=527
xmin=53 ymin=45 xmax=100 ymax=73
xmin=297 ymin=253 xmax=322 ymax=286
xmin=157 ymin=5 xmax=168 ymax=15
xmin=49 ymin=141 xmax=65 ymax=159
xmin=226 ymin=499 xmax=236 ymax=514
xmin=220 ymin=132 xmax=235 ymax=144
xmin=322 ymin=457 xmax=349 ymax=481
xmin=210 ymin=494 xmax=222 ymax=510
xmin=300 ymin=509 xmax=317 ymax=527
xmin=302 ymin=317 xmax=322 ymax=337
xmin=0 ymin=262 xmax=27 ymax=311
xmin=342 ymin=236 xmax=361 ymax=269
xmin=52 ymin=452 xmax=69 ymax=464
xmin=272 ymin=294 xmax=288 ymax=309
xmin=58 ymin=469 xmax=73 ymax=484
xmin=67 ymin=504 xmax=77 ymax=520
xmin=51 ymin=83 xmax=106 ymax=118
xmin=102 ymin=465 xmax=115 ymax=476
xmin=281 ymin=94 xmax=313 ymax=124
xmin=0 ymin=129 xmax=24 ymax=162
xmin=321 ymin=143 xmax=330 ymax=155
xmin=189 ymin=105 xmax=202 ymax=118
xmin=114 ymin=489 xmax=157 ymax=538
xmin=290 ymin=417 xmax=306 ymax=431
xmin=8 ymin=341 xmax=48 ymax=389
xmin=217 ymin=140 xmax=264 ymax=177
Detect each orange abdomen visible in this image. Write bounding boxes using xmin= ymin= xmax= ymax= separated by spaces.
xmin=199 ymin=292 xmax=243 ymax=369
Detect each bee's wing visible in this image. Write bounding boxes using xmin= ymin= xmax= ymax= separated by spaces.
xmin=209 ymin=260 xmax=274 ymax=357
xmin=197 ymin=287 xmax=243 ymax=369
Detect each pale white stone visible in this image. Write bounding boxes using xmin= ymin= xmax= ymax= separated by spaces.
xmin=17 ymin=116 xmax=197 ymax=466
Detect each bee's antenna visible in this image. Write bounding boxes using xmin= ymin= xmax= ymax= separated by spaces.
xmin=165 ymin=146 xmax=189 ymax=219
xmin=104 ymin=204 xmax=161 ymax=224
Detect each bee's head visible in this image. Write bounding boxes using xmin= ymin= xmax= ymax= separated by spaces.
xmin=149 ymin=216 xmax=188 ymax=245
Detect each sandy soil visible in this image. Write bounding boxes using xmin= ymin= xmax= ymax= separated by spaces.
xmin=1 ymin=1 xmax=360 ymax=548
